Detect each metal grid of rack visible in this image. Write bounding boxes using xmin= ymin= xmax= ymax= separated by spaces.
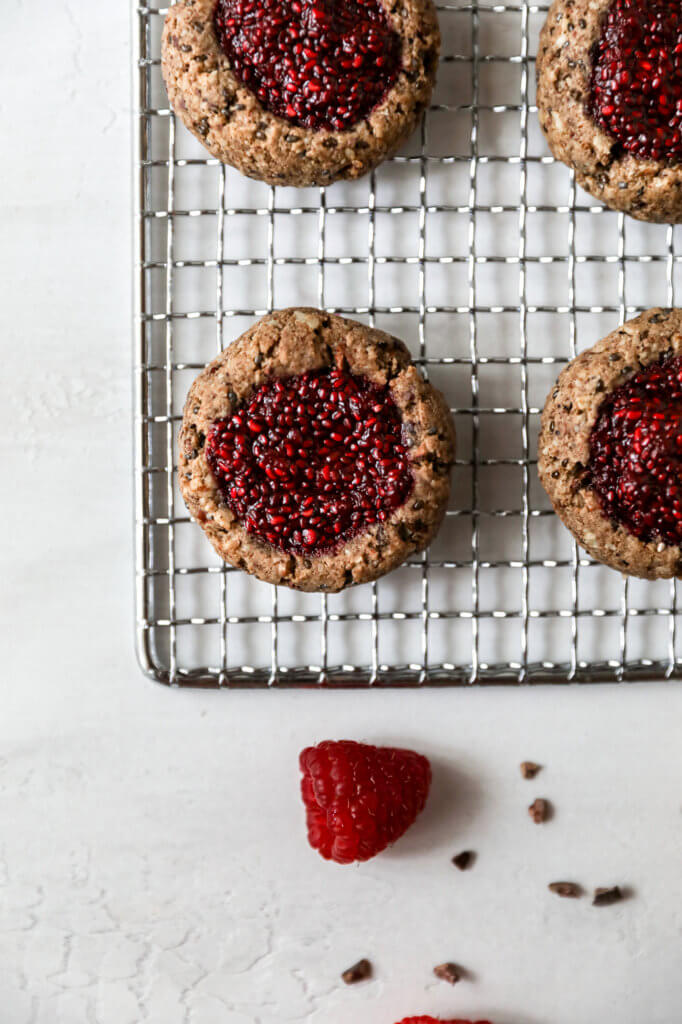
xmin=134 ymin=0 xmax=682 ymax=686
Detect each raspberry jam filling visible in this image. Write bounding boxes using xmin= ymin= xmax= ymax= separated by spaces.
xmin=588 ymin=355 xmax=682 ymax=546
xmin=589 ymin=0 xmax=682 ymax=163
xmin=205 ymin=369 xmax=413 ymax=556
xmin=213 ymin=0 xmax=402 ymax=132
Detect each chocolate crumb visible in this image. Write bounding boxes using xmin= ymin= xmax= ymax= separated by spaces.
xmin=548 ymin=881 xmax=581 ymax=898
xmin=452 ymin=850 xmax=475 ymax=871
xmin=520 ymin=761 xmax=541 ymax=779
xmin=433 ymin=962 xmax=461 ymax=985
xmin=528 ymin=797 xmax=550 ymax=823
xmin=341 ymin=958 xmax=372 ymax=984
xmin=593 ymin=886 xmax=622 ymax=907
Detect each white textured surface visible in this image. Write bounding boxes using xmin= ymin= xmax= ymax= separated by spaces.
xmin=2 ymin=3 xmax=682 ymax=1023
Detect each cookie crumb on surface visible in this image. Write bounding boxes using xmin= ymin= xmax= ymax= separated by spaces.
xmin=452 ymin=850 xmax=475 ymax=871
xmin=341 ymin=958 xmax=372 ymax=984
xmin=593 ymin=886 xmax=623 ymax=906
xmin=528 ymin=798 xmax=551 ymax=824
xmin=548 ymin=881 xmax=581 ymax=898
xmin=433 ymin=962 xmax=461 ymax=985
xmin=520 ymin=760 xmax=541 ymax=779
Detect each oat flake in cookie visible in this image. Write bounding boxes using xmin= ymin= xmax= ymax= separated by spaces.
xmin=537 ymin=0 xmax=682 ymax=222
xmin=179 ymin=309 xmax=455 ymax=592
xmin=539 ymin=309 xmax=682 ymax=580
xmin=161 ymin=0 xmax=440 ymax=187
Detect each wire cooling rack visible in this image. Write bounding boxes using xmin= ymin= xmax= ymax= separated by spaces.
xmin=134 ymin=0 xmax=682 ymax=686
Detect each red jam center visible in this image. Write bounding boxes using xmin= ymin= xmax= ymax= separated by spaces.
xmin=589 ymin=355 xmax=682 ymax=546
xmin=213 ymin=0 xmax=402 ymax=131
xmin=206 ymin=369 xmax=413 ymax=556
xmin=589 ymin=0 xmax=682 ymax=162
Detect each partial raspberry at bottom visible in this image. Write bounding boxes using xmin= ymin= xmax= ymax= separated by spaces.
xmin=299 ymin=740 xmax=431 ymax=864
xmin=395 ymin=1017 xmax=493 ymax=1024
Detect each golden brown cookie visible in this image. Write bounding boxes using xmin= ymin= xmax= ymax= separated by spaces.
xmin=179 ymin=308 xmax=456 ymax=592
xmin=161 ymin=0 xmax=440 ymax=187
xmin=538 ymin=308 xmax=682 ymax=579
xmin=536 ymin=0 xmax=682 ymax=222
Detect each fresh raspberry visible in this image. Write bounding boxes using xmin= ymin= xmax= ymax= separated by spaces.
xmin=299 ymin=740 xmax=431 ymax=864
xmin=395 ymin=1018 xmax=493 ymax=1024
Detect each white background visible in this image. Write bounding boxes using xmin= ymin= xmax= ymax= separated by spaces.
xmin=2 ymin=3 xmax=682 ymax=1023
